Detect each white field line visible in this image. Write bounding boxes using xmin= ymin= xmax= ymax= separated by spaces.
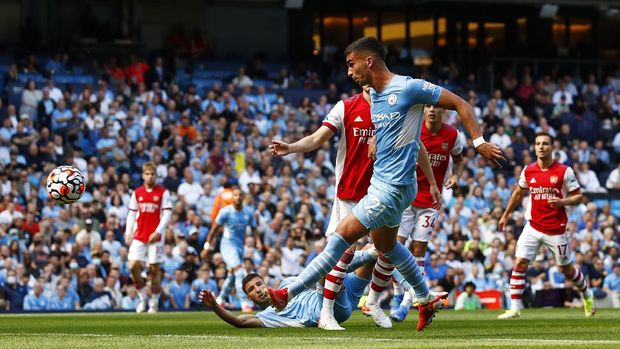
xmin=0 ymin=333 xmax=619 ymax=345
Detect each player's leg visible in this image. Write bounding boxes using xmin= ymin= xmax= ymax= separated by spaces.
xmin=546 ymin=233 xmax=595 ymax=317
xmin=266 ymin=178 xmax=406 ymax=311
xmin=128 ymin=240 xmax=148 ymax=313
xmin=499 ymin=224 xmax=540 ymax=319
xmin=319 ymin=199 xmax=357 ymax=330
xmin=218 ymin=239 xmax=242 ymax=306
xmin=392 ymin=207 xmax=437 ymax=321
xmin=234 ymin=247 xmax=252 ymax=313
xmin=147 ymin=239 xmax=164 ymax=313
xmin=332 ymin=261 xmax=374 ymax=325
xmin=390 ymin=206 xmax=414 ymax=316
xmin=348 ymin=244 xmax=379 ymax=270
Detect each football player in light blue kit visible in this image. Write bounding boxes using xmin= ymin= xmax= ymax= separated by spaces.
xmin=198 ymin=259 xmax=374 ymax=328
xmin=265 ymin=37 xmax=504 ymax=331
xmin=205 ymin=187 xmax=261 ymax=312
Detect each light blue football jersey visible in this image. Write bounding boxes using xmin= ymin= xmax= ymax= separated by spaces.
xmin=255 ymin=278 xmax=321 ymax=328
xmin=370 ymin=75 xmax=442 ymax=185
xmin=216 ymin=205 xmax=257 ymax=246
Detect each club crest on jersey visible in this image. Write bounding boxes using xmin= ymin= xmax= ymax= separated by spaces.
xmin=441 ymin=142 xmax=448 ymax=151
xmin=153 ymin=195 xmax=160 ymax=202
xmin=550 ymin=175 xmax=558 ymax=184
xmin=388 ymin=93 xmax=397 ymax=105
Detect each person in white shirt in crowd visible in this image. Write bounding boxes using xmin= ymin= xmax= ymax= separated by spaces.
xmin=606 ymin=163 xmax=620 ymax=190
xmin=490 ymin=126 xmax=512 ymax=149
xmin=575 ymin=163 xmax=606 ymax=193
xmin=177 ymin=167 xmax=205 ymax=207
xmin=75 ymin=218 xmax=101 ymax=251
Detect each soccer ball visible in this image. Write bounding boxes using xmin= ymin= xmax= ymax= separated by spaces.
xmin=47 ymin=166 xmax=85 ymax=204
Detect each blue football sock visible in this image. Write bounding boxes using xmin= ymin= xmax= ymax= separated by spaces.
xmin=286 ymin=233 xmax=350 ymax=299
xmin=348 ymin=249 xmax=378 ymax=271
xmin=384 ymin=243 xmax=429 ymax=299
xmin=219 ymin=271 xmax=235 ymax=301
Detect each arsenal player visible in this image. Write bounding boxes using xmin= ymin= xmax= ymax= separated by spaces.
xmin=125 ymin=162 xmax=173 ymax=313
xmin=497 ymin=132 xmax=595 ymax=319
xmin=389 ymin=104 xmax=465 ymax=322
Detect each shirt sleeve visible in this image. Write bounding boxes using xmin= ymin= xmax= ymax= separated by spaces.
xmin=321 ymin=100 xmax=345 ymax=134
xmin=518 ymin=167 xmax=528 ymax=189
xmin=162 ymin=190 xmax=173 ymax=210
xmin=215 ymin=207 xmax=227 ymax=226
xmin=407 ymin=78 xmax=443 ymax=105
xmin=451 ymin=130 xmax=465 ymax=156
xmin=128 ymin=192 xmax=138 ymax=211
xmin=563 ymin=167 xmax=581 ymax=193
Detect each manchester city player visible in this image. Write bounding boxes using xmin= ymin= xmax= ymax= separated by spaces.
xmin=198 ymin=260 xmax=373 ymax=328
xmin=265 ymin=37 xmax=504 ymax=331
xmin=205 ymin=187 xmax=262 ymax=312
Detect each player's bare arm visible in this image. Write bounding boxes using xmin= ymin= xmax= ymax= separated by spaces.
xmin=252 ymin=227 xmax=264 ymax=251
xmin=199 ymin=289 xmax=265 ymax=328
xmin=368 ymin=135 xmax=376 ymax=159
xmin=548 ymin=189 xmax=583 ymax=208
xmin=435 ymin=89 xmax=505 ymax=167
xmin=498 ymin=185 xmax=527 ymax=231
xmin=204 ymin=224 xmax=223 ymax=258
xmin=445 ymin=153 xmax=465 ymax=190
xmin=417 ymin=143 xmax=442 ymax=209
xmin=269 ymin=126 xmax=334 ymax=156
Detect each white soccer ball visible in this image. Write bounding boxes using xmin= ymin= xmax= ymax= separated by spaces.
xmin=46 ymin=165 xmax=85 ymax=204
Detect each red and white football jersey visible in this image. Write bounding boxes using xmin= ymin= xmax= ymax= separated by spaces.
xmin=518 ymin=161 xmax=581 ymax=235
xmin=413 ymin=123 xmax=463 ymax=208
xmin=322 ymin=93 xmax=374 ymax=202
xmin=128 ymin=185 xmax=173 ymax=242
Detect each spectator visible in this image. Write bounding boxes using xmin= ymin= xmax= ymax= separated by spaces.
xmin=454 ymin=281 xmax=482 ymax=310
xmin=50 ymin=284 xmax=77 ymax=310
xmin=121 ymin=286 xmax=140 ymax=310
xmin=232 ymin=67 xmax=253 ymax=89
xmin=168 ymin=269 xmax=191 ymax=309
xmin=606 ymin=163 xmax=620 ymax=190
xmin=23 ymin=281 xmax=49 ymax=311
xmin=83 ymin=278 xmax=113 ymax=310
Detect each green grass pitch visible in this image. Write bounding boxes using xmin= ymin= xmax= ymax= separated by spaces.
xmin=1 ymin=308 xmax=619 ymax=348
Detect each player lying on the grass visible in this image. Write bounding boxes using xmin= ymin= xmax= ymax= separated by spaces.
xmin=198 ymin=260 xmax=375 ymax=328
xmin=497 ymin=132 xmax=595 ymax=319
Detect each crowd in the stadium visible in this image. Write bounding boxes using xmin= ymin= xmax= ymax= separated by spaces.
xmin=0 ymin=46 xmax=619 ymax=312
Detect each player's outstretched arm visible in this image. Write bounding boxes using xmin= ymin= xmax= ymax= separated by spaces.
xmin=435 ymin=89 xmax=505 ymax=167
xmin=498 ymin=186 xmax=526 ymax=231
xmin=199 ymin=290 xmax=265 ymax=328
xmin=269 ymin=126 xmax=334 ymax=156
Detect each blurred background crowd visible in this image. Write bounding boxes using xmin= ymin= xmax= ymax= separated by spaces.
xmin=0 ymin=40 xmax=619 ymax=312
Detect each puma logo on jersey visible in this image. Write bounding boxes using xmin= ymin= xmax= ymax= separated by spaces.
xmin=354 ymin=116 xmax=363 ymax=122
xmin=530 ymin=178 xmax=537 ymax=184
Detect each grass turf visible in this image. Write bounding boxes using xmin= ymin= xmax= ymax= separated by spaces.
xmin=1 ymin=308 xmax=619 ymax=348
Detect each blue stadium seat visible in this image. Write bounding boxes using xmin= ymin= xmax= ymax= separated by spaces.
xmin=18 ymin=73 xmax=46 ymax=84
xmin=592 ymin=199 xmax=608 ymax=209
xmin=73 ymin=75 xmax=95 ymax=85
xmin=253 ymin=79 xmax=273 ymax=89
xmin=191 ymin=78 xmax=222 ymax=94
xmin=611 ymin=200 xmax=620 ymax=218
xmin=53 ymin=75 xmax=74 ymax=85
